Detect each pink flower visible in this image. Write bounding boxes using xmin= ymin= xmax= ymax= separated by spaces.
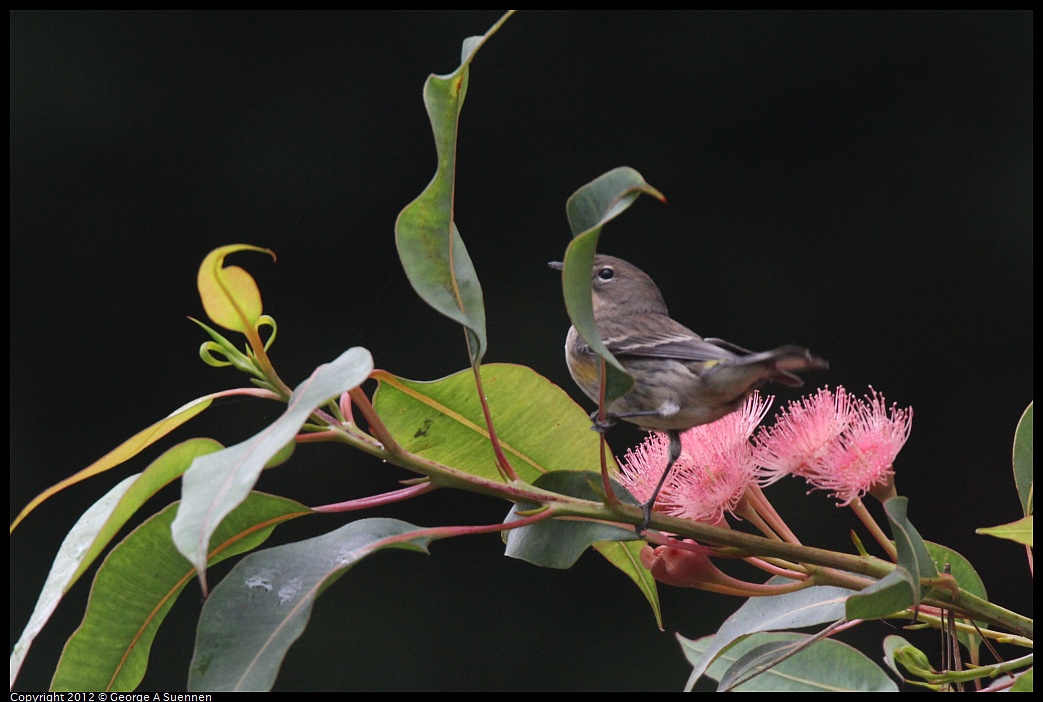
xmin=617 ymin=393 xmax=772 ymax=525
xmin=756 ymin=387 xmax=912 ymax=505
xmin=755 ymin=386 xmax=855 ymax=483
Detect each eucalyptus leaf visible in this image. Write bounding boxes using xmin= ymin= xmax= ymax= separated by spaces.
xmin=503 ymin=471 xmax=640 ymax=568
xmin=976 ymin=515 xmax=1033 ymax=547
xmin=885 ymin=498 xmax=938 ymax=582
xmin=10 ymin=440 xmax=222 ymax=688
xmin=372 ymin=364 xmax=610 ymax=484
xmin=924 ymin=541 xmax=988 ymax=654
xmin=1013 ymin=402 xmax=1033 ymax=517
xmin=196 ymin=244 xmax=275 ymax=333
xmin=188 ymin=518 xmax=433 ymax=692
xmin=713 ymin=632 xmax=898 ymax=692
xmin=172 ymin=347 xmax=373 ymax=585
xmin=10 ymin=396 xmax=214 ymax=533
xmin=846 ymin=566 xmax=916 ymax=621
xmin=51 ymin=493 xmax=308 ymax=692
xmin=559 ymin=167 xmax=666 ymax=404
xmin=394 ymin=13 xmax=514 ymax=363
xmin=682 ymin=581 xmax=849 ymax=691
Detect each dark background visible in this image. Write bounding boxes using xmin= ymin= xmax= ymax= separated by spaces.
xmin=11 ymin=10 xmax=1032 ymax=691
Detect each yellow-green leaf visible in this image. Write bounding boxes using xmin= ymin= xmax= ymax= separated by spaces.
xmin=10 ymin=396 xmax=213 ymax=533
xmin=197 ymin=244 xmax=275 ymax=332
xmin=977 ymin=515 xmax=1033 ymax=547
xmin=371 ymin=363 xmax=614 ymax=484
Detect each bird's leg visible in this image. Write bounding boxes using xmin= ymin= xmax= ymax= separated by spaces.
xmin=639 ymin=429 xmax=681 ymax=533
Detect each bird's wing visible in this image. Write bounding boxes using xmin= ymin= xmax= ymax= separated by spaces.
xmin=600 ymin=316 xmax=739 ymax=362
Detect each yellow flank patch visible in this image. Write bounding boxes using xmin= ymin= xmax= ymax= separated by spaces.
xmin=571 ymin=358 xmax=601 ymax=385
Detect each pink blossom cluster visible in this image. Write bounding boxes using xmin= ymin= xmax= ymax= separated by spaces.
xmin=617 ymin=387 xmax=912 ymax=523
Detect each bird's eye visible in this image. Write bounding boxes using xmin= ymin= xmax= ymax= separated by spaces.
xmin=596 ymin=266 xmax=615 ymax=281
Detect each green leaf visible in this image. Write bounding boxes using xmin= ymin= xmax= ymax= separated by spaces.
xmin=1013 ymin=402 xmax=1033 ymax=517
xmin=50 ymin=493 xmax=308 ymax=692
xmin=706 ymin=632 xmax=898 ymax=692
xmin=1011 ymin=667 xmax=1033 ymax=691
xmin=560 ymin=167 xmax=666 ymax=404
xmin=681 ymin=581 xmax=850 ymax=691
xmin=923 ymin=541 xmax=989 ymax=653
xmin=10 ymin=396 xmax=214 ymax=533
xmin=196 ymin=244 xmax=275 ymax=333
xmin=503 ymin=471 xmax=640 ymax=568
xmin=885 ymin=498 xmax=938 ymax=580
xmin=172 ymin=347 xmax=373 ymax=586
xmin=371 ymin=364 xmax=612 ymax=484
xmin=593 ymin=539 xmax=663 ymax=630
xmin=848 ymin=498 xmax=937 ymax=621
xmin=188 ymin=518 xmax=434 ymax=692
xmin=394 ymin=13 xmax=513 ymax=363
xmin=846 ymin=566 xmax=916 ymax=621
xmin=502 ymin=471 xmax=661 ymax=627
xmin=882 ymin=634 xmax=916 ymax=681
xmin=10 ymin=439 xmax=222 ymax=688
xmin=977 ymin=515 xmax=1033 ymax=547
xmin=883 ymin=634 xmax=938 ymax=683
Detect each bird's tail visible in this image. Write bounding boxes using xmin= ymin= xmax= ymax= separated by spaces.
xmin=740 ymin=344 xmax=829 ymax=388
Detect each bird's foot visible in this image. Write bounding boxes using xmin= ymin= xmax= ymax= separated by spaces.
xmin=589 ymin=411 xmax=616 ymax=434
xmin=637 ymin=500 xmax=653 ymax=535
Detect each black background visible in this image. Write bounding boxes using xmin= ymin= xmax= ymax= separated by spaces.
xmin=11 ymin=11 xmax=1033 ymax=691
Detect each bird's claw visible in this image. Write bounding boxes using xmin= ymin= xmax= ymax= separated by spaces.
xmin=589 ymin=411 xmax=616 ymax=434
xmin=637 ymin=500 xmax=653 ymax=535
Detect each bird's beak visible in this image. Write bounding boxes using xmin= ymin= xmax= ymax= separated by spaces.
xmin=547 ymin=261 xmax=563 ymax=271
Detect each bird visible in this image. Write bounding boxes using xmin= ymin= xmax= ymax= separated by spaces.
xmin=549 ymin=254 xmax=828 ymax=530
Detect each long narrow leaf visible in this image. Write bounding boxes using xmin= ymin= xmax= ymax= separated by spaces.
xmin=681 ymin=582 xmax=849 ymax=691
xmin=394 ymin=12 xmax=513 ymax=363
xmin=691 ymin=632 xmax=897 ymax=692
xmin=10 ymin=396 xmax=213 ymax=533
xmin=560 ymin=167 xmax=665 ymax=404
xmin=188 ymin=518 xmax=434 ymax=692
xmin=10 ymin=439 xmax=222 ymax=688
xmin=50 ymin=493 xmax=309 ymax=692
xmin=1013 ymin=402 xmax=1033 ymax=517
xmin=171 ymin=347 xmax=373 ymax=586
xmin=503 ymin=471 xmax=639 ymax=568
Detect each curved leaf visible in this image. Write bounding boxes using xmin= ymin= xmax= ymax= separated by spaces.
xmin=188 ymin=518 xmax=434 ymax=692
xmin=10 ymin=439 xmax=222 ymax=688
xmin=886 ymin=497 xmax=938 ymax=581
xmin=593 ymin=539 xmax=663 ymax=630
xmin=559 ymin=167 xmax=666 ymax=404
xmin=10 ymin=396 xmax=214 ymax=533
xmin=503 ymin=471 xmax=639 ymax=568
xmin=50 ymin=492 xmax=308 ymax=692
xmin=501 ymin=471 xmax=662 ymax=627
xmin=681 ymin=581 xmax=849 ymax=691
xmin=846 ymin=566 xmax=916 ymax=621
xmin=394 ymin=13 xmax=513 ymax=362
xmin=1013 ymin=402 xmax=1033 ymax=517
xmin=371 ymin=364 xmax=612 ymax=483
xmin=924 ymin=541 xmax=987 ymax=656
xmin=172 ymin=347 xmax=373 ymax=587
xmin=704 ymin=632 xmax=898 ymax=692
xmin=197 ymin=244 xmax=275 ymax=333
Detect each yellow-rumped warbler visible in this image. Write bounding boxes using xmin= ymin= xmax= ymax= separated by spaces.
xmin=550 ymin=254 xmax=828 ymax=528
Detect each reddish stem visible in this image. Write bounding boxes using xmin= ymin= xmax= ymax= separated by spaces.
xmin=312 ymin=482 xmax=437 ymax=513
xmin=471 ymin=364 xmax=519 ymax=481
